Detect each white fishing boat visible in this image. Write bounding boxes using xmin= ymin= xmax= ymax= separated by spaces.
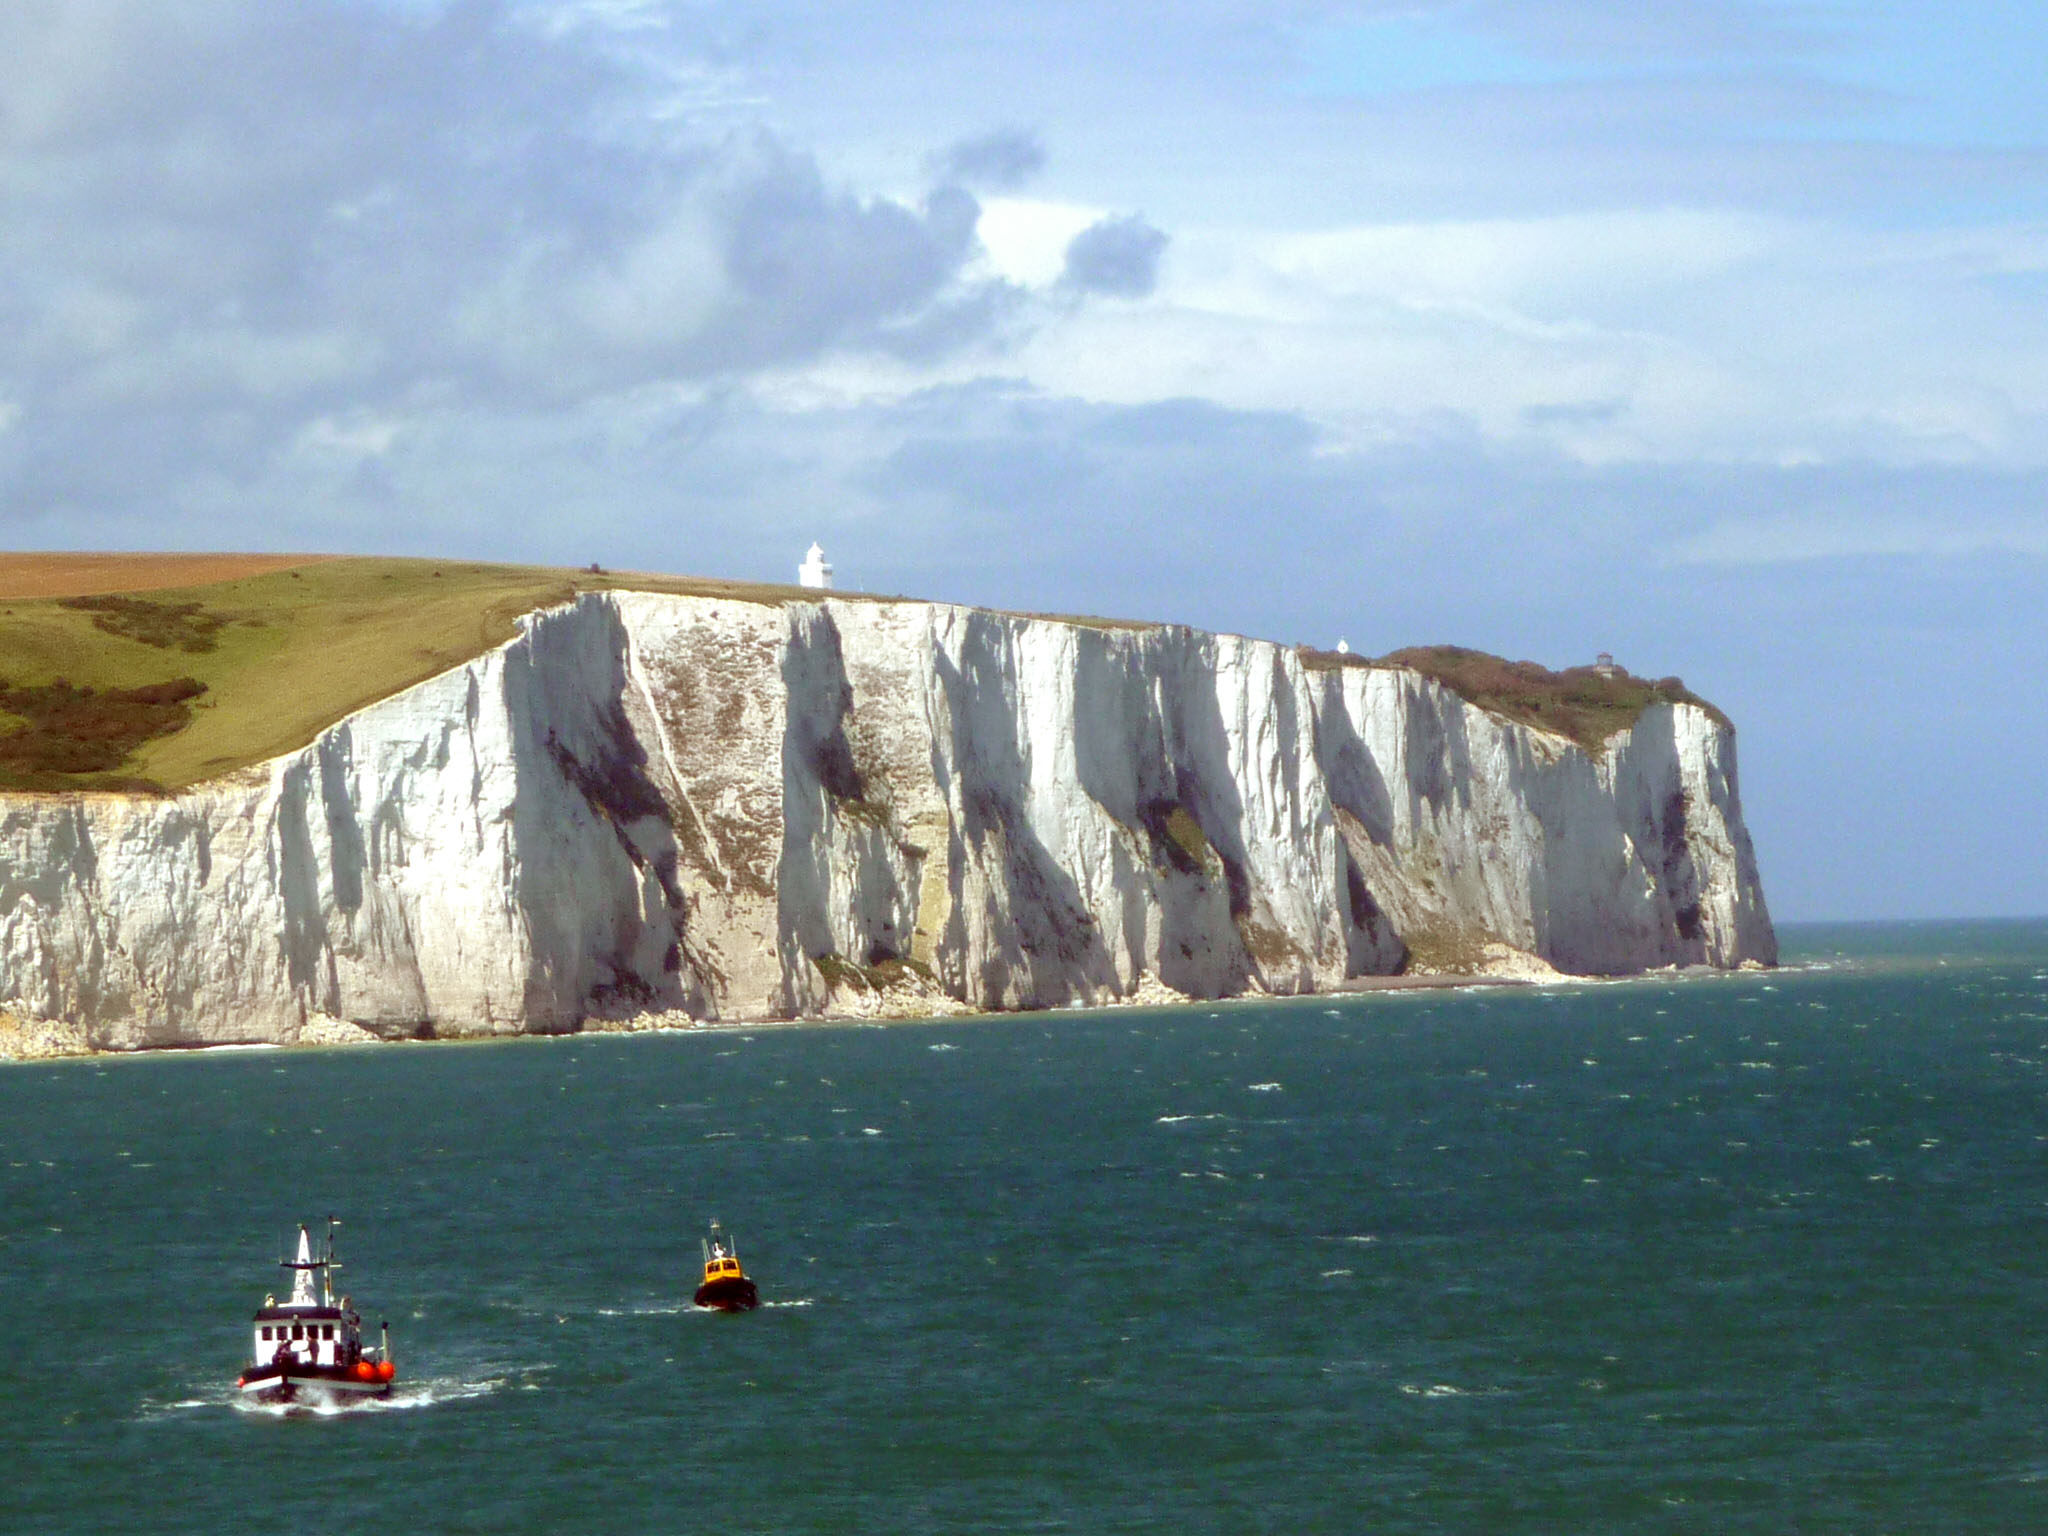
xmin=235 ymin=1219 xmax=396 ymax=1405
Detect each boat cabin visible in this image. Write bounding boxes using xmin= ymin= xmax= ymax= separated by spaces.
xmin=253 ymin=1222 xmax=367 ymax=1370
xmin=701 ymin=1220 xmax=747 ymax=1284
xmin=251 ymin=1304 xmax=362 ymax=1370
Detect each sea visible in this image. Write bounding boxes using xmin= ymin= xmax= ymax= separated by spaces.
xmin=3 ymin=920 xmax=2045 ymax=1534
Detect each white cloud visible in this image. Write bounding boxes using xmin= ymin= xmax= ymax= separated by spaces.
xmin=5 ymin=0 xmax=2046 ymax=563
xmin=1257 ymin=208 xmax=1785 ymax=306
xmin=531 ymin=0 xmax=673 ymax=37
xmin=294 ymin=411 xmax=406 ymax=462
xmin=974 ymin=198 xmax=1107 ymax=287
xmin=899 ymin=207 xmax=2048 ymax=471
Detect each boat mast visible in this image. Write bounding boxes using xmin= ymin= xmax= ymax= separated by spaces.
xmin=285 ymin=1224 xmax=318 ymax=1307
xmin=322 ymin=1217 xmax=343 ymax=1307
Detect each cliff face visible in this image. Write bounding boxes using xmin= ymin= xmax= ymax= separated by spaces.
xmin=0 ymin=593 xmax=1775 ymax=1050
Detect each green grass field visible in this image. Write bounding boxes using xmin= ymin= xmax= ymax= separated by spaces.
xmin=0 ymin=556 xmax=1713 ymax=795
xmin=0 ymin=557 xmax=837 ymax=793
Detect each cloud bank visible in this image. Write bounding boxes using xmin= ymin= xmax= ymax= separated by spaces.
xmin=1 ymin=0 xmax=2045 ymax=918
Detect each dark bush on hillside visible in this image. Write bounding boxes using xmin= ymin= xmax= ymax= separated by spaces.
xmin=56 ymin=595 xmax=225 ymax=653
xmin=0 ymin=677 xmax=206 ymax=789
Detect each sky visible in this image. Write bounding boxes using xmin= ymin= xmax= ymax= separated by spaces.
xmin=1 ymin=0 xmax=2043 ymax=922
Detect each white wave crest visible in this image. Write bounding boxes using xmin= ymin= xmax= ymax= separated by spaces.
xmin=221 ymin=1372 xmax=510 ymax=1419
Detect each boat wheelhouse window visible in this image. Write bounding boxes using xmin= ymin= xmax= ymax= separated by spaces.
xmin=291 ymin=1324 xmax=304 ymax=1340
xmin=322 ymin=1325 xmax=335 ymax=1340
xmin=261 ymin=1326 xmax=273 ymax=1341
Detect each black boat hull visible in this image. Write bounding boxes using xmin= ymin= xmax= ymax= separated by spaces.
xmin=693 ymin=1276 xmax=759 ymax=1312
xmin=237 ymin=1365 xmax=392 ymax=1404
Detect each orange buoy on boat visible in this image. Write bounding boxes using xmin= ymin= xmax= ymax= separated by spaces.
xmin=376 ymin=1359 xmax=396 ymax=1382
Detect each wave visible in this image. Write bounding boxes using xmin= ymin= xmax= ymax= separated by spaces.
xmin=144 ymin=1371 xmax=511 ymax=1421
xmin=601 ymin=1296 xmax=815 ymax=1318
xmin=675 ymin=1296 xmax=815 ymax=1315
xmin=135 ymin=1396 xmax=216 ymax=1421
xmin=253 ymin=1374 xmax=507 ymax=1417
xmin=1155 ymin=1112 xmax=1225 ymax=1124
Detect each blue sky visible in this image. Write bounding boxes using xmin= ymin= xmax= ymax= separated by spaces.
xmin=1310 ymin=2 xmax=2048 ymax=152
xmin=1 ymin=0 xmax=2043 ymax=921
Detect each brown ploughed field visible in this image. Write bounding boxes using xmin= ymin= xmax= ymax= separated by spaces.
xmin=0 ymin=552 xmax=329 ymax=600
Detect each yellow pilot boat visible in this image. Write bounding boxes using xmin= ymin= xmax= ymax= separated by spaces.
xmin=693 ymin=1220 xmax=759 ymax=1312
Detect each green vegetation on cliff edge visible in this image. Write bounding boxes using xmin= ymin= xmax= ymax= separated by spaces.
xmin=1299 ymin=643 xmax=1726 ymax=752
xmin=0 ymin=557 xmax=1724 ymax=794
xmin=0 ymin=558 xmax=823 ymax=793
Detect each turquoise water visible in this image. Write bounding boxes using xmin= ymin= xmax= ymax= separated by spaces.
xmin=4 ymin=921 xmax=2047 ymax=1532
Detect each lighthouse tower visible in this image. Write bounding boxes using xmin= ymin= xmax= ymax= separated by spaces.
xmin=798 ymin=542 xmax=833 ymax=590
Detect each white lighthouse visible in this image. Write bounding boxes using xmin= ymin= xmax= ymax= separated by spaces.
xmin=798 ymin=541 xmax=833 ymax=590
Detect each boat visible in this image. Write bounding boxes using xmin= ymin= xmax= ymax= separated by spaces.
xmin=692 ymin=1220 xmax=759 ymax=1312
xmin=235 ymin=1219 xmax=396 ymax=1405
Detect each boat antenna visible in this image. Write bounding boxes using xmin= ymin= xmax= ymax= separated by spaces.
xmin=321 ymin=1217 xmax=333 ymax=1305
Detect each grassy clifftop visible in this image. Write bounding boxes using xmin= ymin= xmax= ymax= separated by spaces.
xmin=0 ymin=556 xmax=818 ymax=793
xmin=1300 ymin=642 xmax=1725 ymax=752
xmin=0 ymin=553 xmax=1722 ymax=793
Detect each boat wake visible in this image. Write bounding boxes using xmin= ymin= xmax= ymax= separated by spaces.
xmin=229 ymin=1372 xmax=508 ymax=1417
xmin=138 ymin=1397 xmax=218 ymax=1420
xmin=139 ymin=1371 xmax=513 ymax=1422
xmin=596 ymin=1293 xmax=813 ymax=1317
xmin=677 ymin=1294 xmax=813 ymax=1314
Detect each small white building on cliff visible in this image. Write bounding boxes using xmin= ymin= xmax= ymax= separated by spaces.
xmin=798 ymin=543 xmax=833 ymax=590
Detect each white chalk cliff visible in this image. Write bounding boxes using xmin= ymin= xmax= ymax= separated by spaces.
xmin=0 ymin=593 xmax=1774 ymax=1050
